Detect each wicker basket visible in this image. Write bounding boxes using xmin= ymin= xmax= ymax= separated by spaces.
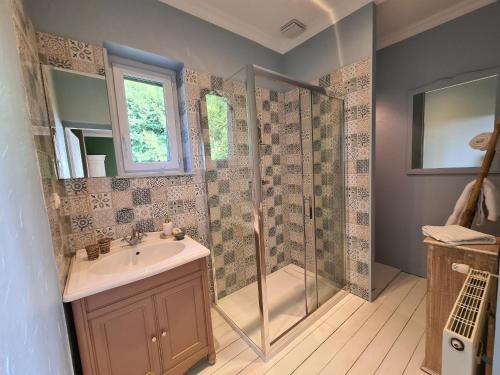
xmin=98 ymin=238 xmax=112 ymax=254
xmin=85 ymin=244 xmax=100 ymax=261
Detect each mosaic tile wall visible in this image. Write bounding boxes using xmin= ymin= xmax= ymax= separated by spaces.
xmin=61 ymin=175 xmax=210 ymax=251
xmin=37 ymin=31 xmax=105 ymax=76
xmin=284 ymin=88 xmax=346 ymax=296
xmin=197 ymin=76 xmax=298 ymax=298
xmin=198 ymin=77 xmax=259 ymax=298
xmin=256 ymin=88 xmax=290 ymax=275
xmin=11 ymin=1 xmax=71 ymax=289
xmin=315 ymin=57 xmax=372 ymax=300
xmin=310 ymin=91 xmax=345 ymax=288
xmin=283 ymin=89 xmax=307 ymax=269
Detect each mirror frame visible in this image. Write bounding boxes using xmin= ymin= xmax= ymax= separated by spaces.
xmin=406 ymin=66 xmax=500 ymax=175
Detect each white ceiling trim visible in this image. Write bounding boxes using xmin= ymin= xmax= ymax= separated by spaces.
xmin=159 ymin=0 xmax=373 ymax=54
xmin=377 ymin=0 xmax=497 ymax=50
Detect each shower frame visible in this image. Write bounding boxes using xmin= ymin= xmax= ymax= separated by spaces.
xmin=213 ymin=65 xmax=347 ymax=360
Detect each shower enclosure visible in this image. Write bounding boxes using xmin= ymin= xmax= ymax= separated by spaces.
xmin=200 ymin=65 xmax=345 ymax=358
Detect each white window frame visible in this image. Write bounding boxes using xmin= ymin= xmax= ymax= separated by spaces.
xmin=112 ymin=62 xmax=183 ymax=174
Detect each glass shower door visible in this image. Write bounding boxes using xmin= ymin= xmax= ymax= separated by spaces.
xmin=310 ymin=92 xmax=345 ymax=306
xmin=200 ymin=70 xmax=264 ymax=351
xmin=251 ymin=74 xmax=309 ymax=344
xmin=207 ymin=65 xmax=345 ymax=358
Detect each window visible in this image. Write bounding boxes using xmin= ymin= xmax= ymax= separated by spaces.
xmin=206 ymin=94 xmax=230 ymax=160
xmin=112 ymin=63 xmax=182 ymax=173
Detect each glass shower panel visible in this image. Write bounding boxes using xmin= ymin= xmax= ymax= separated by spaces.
xmin=200 ymin=73 xmax=263 ymax=350
xmin=254 ymin=74 xmax=308 ymax=343
xmin=206 ymin=65 xmax=346 ymax=358
xmin=311 ymin=92 xmax=346 ymax=306
xmin=298 ymin=88 xmax=319 ymax=314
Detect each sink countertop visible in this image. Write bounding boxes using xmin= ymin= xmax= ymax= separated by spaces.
xmin=63 ymin=233 xmax=210 ymax=302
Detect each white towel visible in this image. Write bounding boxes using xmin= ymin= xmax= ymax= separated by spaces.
xmin=422 ymin=225 xmax=496 ymax=246
xmin=446 ymin=178 xmax=500 ymax=225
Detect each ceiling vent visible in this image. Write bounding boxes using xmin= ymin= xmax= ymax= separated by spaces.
xmin=280 ymin=19 xmax=306 ymax=39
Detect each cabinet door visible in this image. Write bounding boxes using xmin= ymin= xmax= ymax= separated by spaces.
xmin=155 ymin=276 xmax=208 ymax=371
xmin=89 ymin=298 xmax=162 ymax=375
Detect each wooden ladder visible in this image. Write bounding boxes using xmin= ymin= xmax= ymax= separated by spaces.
xmin=459 ymin=122 xmax=500 ymax=228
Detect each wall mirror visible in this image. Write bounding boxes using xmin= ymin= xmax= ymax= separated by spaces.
xmin=408 ymin=69 xmax=500 ymax=174
xmin=43 ymin=65 xmax=118 ymax=178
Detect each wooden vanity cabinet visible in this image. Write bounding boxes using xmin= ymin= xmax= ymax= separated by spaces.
xmin=71 ymin=257 xmax=216 ymax=375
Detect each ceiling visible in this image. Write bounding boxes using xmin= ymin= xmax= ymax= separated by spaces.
xmin=376 ymin=0 xmax=496 ymax=49
xmin=159 ymin=0 xmax=497 ymax=53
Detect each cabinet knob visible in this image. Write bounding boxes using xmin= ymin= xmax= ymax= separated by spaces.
xmin=151 ymin=336 xmax=157 ymax=343
xmin=161 ymin=330 xmax=167 ymax=337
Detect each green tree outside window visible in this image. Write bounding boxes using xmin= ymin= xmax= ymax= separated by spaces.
xmin=124 ymin=77 xmax=170 ymax=163
xmin=206 ymin=94 xmax=229 ymax=160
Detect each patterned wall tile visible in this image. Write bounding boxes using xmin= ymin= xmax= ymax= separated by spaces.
xmin=132 ymin=188 xmax=151 ymax=205
xmin=37 ymin=31 xmax=105 ymax=75
xmin=89 ymin=193 xmax=112 ymax=211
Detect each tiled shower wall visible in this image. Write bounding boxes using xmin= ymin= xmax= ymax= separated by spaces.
xmin=198 ymin=78 xmax=299 ymax=298
xmin=256 ymin=88 xmax=290 ymax=275
xmin=316 ymin=58 xmax=372 ymax=299
xmin=194 ymin=73 xmax=259 ymax=298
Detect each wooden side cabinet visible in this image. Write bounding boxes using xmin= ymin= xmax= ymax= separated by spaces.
xmin=71 ymin=257 xmax=216 ymax=375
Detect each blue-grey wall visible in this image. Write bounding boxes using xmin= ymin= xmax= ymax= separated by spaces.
xmin=283 ymin=3 xmax=374 ymax=82
xmin=0 ymin=0 xmax=73 ymax=373
xmin=26 ymin=0 xmax=374 ymax=82
xmin=375 ymin=2 xmax=500 ymax=278
xmin=25 ymin=0 xmax=283 ymax=78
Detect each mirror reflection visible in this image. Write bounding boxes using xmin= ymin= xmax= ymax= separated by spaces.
xmin=410 ymin=74 xmax=499 ymax=171
xmin=43 ymin=66 xmax=118 ymax=178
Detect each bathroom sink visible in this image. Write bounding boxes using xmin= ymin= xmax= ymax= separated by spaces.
xmin=63 ymin=232 xmax=210 ymax=302
xmin=90 ymin=241 xmax=185 ymax=275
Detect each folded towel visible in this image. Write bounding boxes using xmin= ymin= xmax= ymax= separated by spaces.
xmin=422 ymin=225 xmax=496 ymax=246
xmin=446 ymin=178 xmax=500 ymax=225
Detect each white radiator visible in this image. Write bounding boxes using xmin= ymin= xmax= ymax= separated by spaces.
xmin=442 ymin=269 xmax=492 ymax=375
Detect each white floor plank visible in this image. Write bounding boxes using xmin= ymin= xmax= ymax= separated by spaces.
xmin=191 ymin=273 xmax=428 ymax=375
xmin=213 ymin=323 xmax=241 ymax=352
xmin=403 ymin=333 xmax=427 ymax=375
xmin=188 ymin=339 xmax=249 ymax=375
xmin=372 ymin=262 xmax=400 ymax=300
xmin=211 ymin=308 xmax=229 ymax=330
xmin=293 ymin=273 xmax=415 ymax=375
xmin=239 ymin=295 xmax=355 ymax=375
xmin=318 ymin=274 xmax=421 ymax=375
xmin=376 ymin=298 xmax=426 ymax=375
xmin=264 ymin=297 xmax=365 ymax=374
xmin=213 ymin=348 xmax=259 ymax=375
xmin=347 ymin=278 xmax=427 ymax=374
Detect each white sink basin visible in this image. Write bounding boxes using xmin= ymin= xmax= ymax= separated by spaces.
xmin=63 ymin=232 xmax=210 ymax=302
xmin=90 ymin=242 xmax=185 ymax=275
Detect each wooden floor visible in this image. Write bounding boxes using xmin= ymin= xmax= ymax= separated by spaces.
xmin=189 ymin=272 xmax=428 ymax=375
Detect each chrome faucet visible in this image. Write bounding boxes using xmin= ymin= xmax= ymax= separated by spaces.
xmin=122 ymin=227 xmax=146 ymax=246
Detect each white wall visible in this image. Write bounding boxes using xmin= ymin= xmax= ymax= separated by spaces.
xmin=0 ymin=0 xmax=73 ymax=373
xmin=422 ymin=76 xmax=496 ymax=169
